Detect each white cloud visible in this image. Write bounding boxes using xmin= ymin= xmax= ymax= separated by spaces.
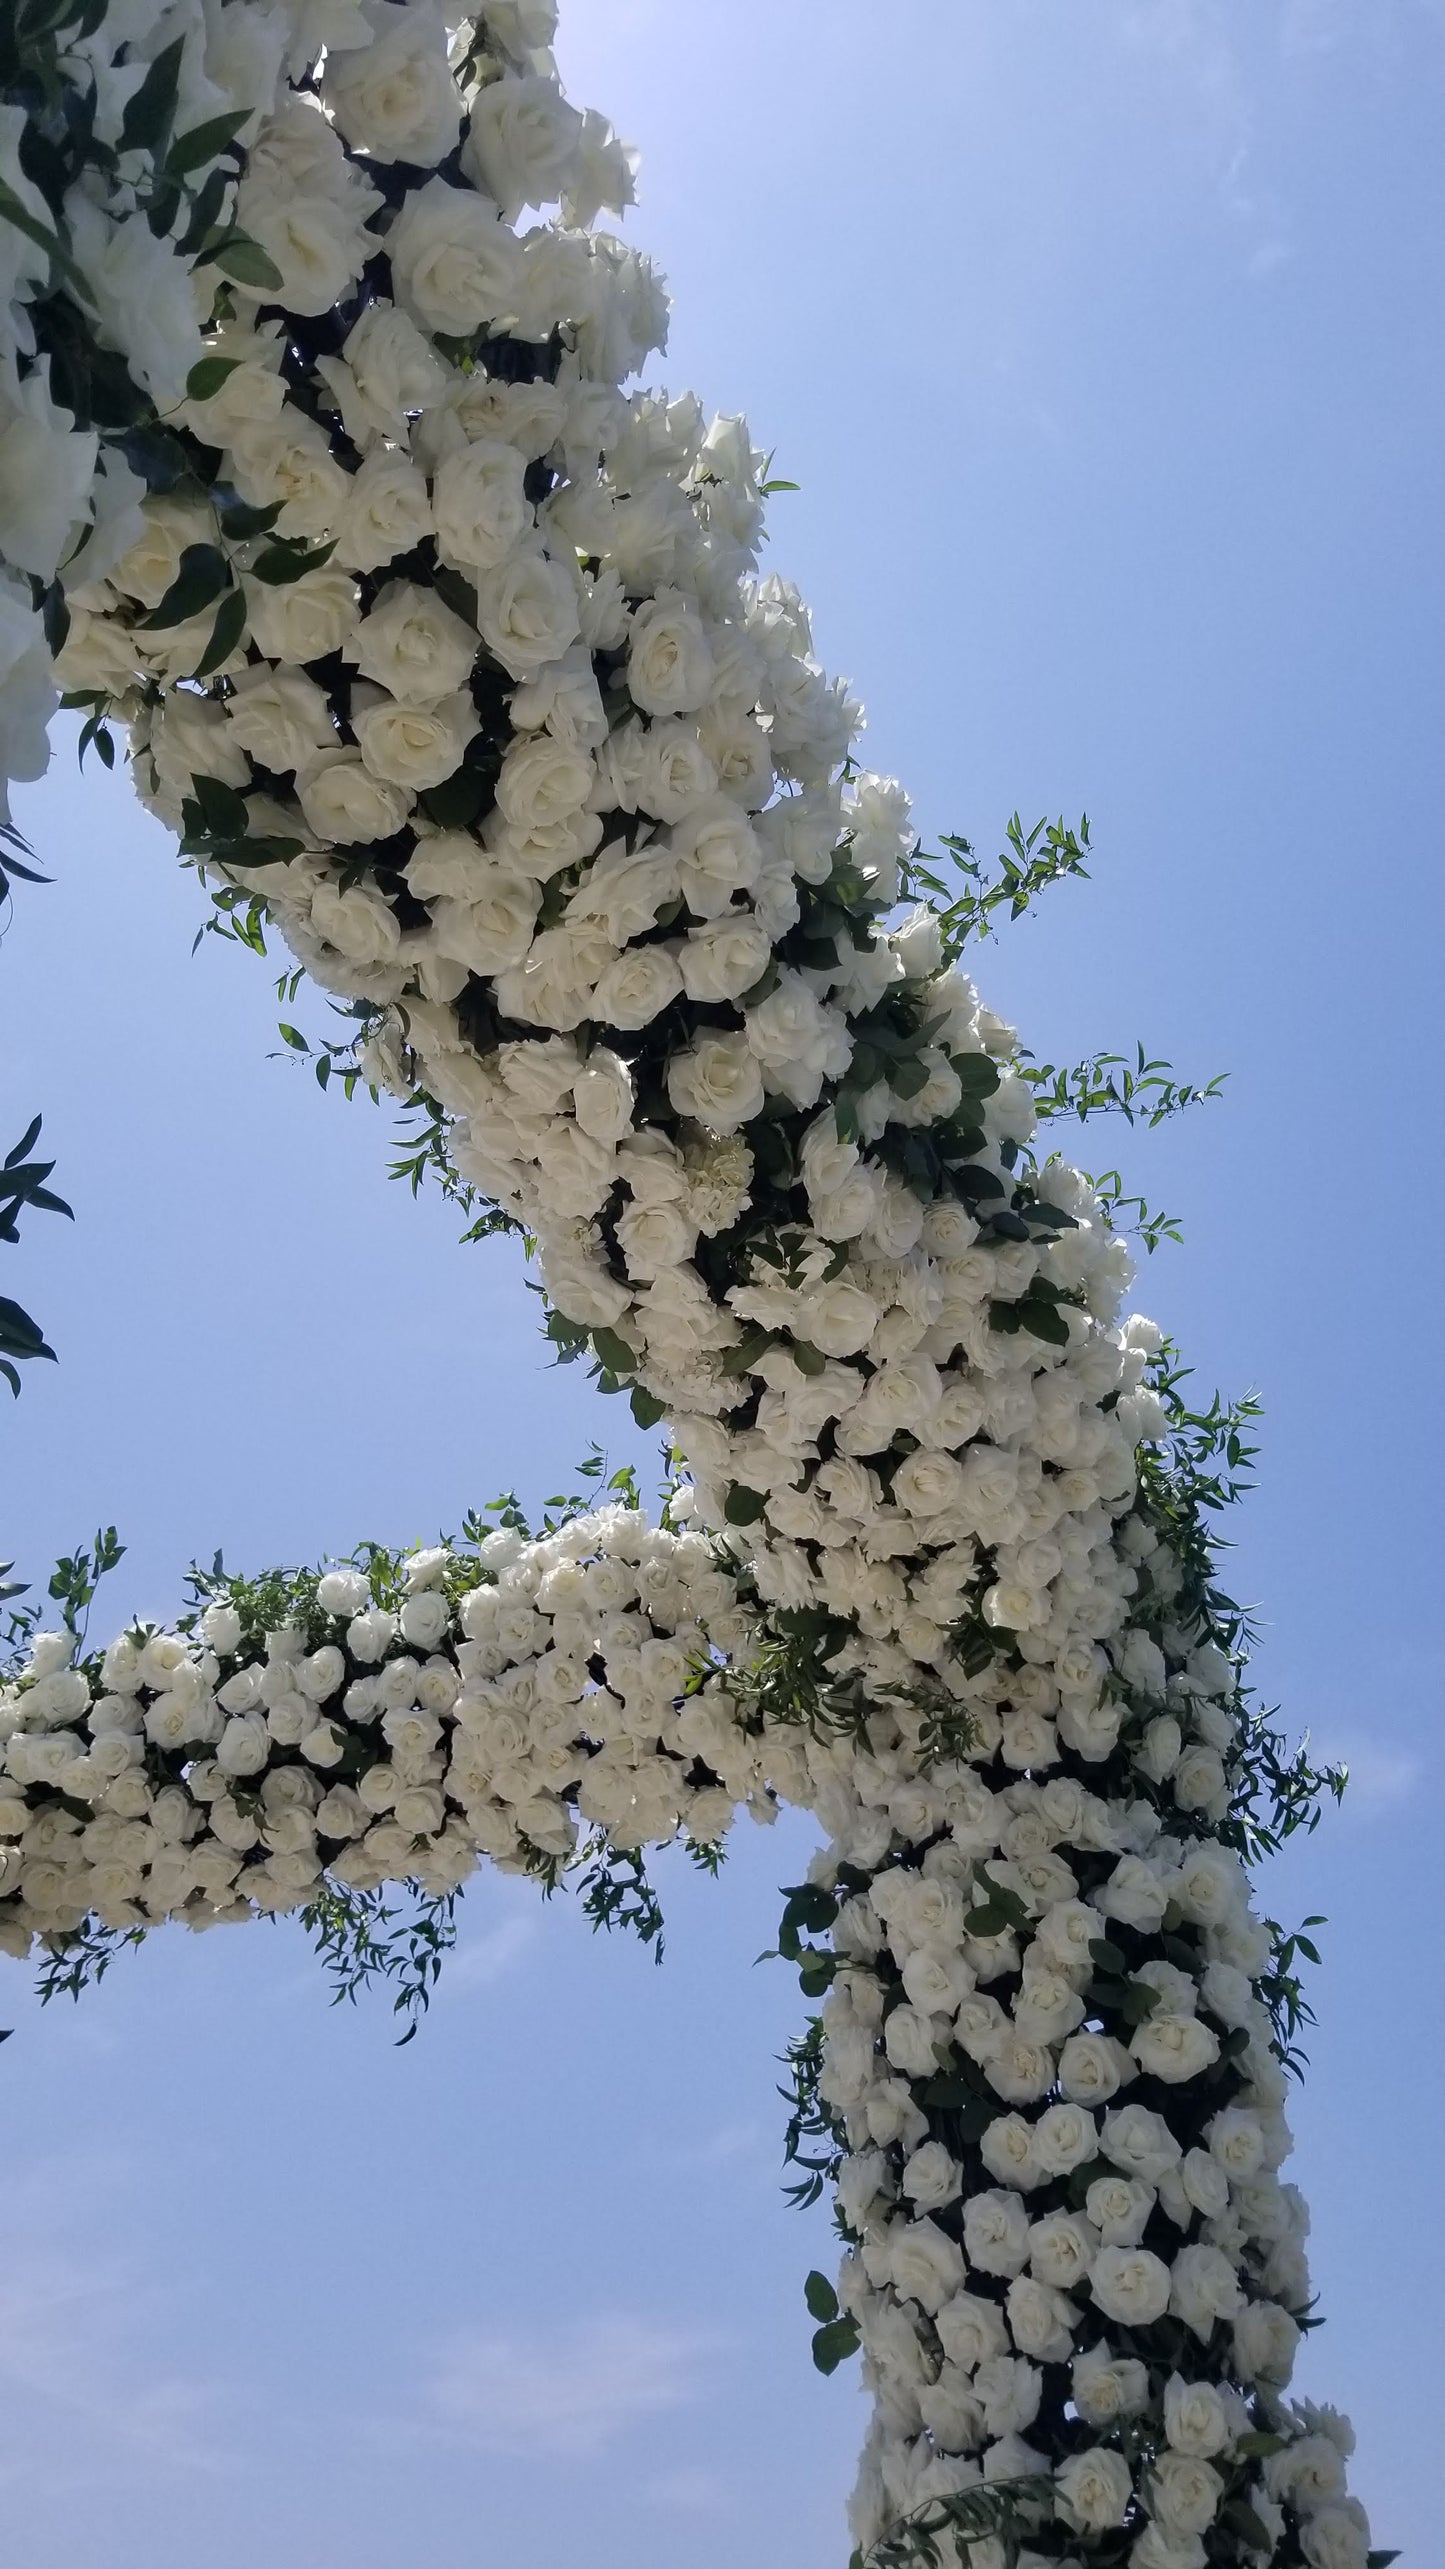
xmin=0 ymin=2236 xmax=226 ymax=2487
xmin=425 ymin=2315 xmax=715 ymax=2458
xmin=444 ymin=1910 xmax=540 ymax=1992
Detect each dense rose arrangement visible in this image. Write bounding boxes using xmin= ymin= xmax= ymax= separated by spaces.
xmin=0 ymin=5 xmax=1392 ymax=2566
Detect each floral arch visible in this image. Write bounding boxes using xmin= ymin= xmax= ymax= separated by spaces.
xmin=0 ymin=4 xmax=1392 ymax=2565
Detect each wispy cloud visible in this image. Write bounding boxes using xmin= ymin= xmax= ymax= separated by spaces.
xmin=444 ymin=1910 xmax=540 ymax=1993
xmin=424 ymin=2315 xmax=716 ymax=2458
xmin=0 ymin=2240 xmax=227 ymax=2487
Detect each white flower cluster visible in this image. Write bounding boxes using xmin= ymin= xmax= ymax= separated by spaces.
xmin=0 ymin=1508 xmax=797 ymax=1938
xmin=0 ymin=0 xmax=355 ymax=811
xmin=9 ymin=3 xmax=1382 ymax=2561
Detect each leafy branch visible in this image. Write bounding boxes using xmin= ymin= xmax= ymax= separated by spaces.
xmin=297 ymin=1881 xmax=460 ymax=2043
xmin=0 ymin=1114 xmax=73 ymax=1394
xmin=899 ymin=811 xmax=1092 ymax=955
xmin=1023 ymin=1040 xmax=1226 ymax=1126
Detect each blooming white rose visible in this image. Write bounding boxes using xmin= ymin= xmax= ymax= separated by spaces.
xmin=336 ymin=450 xmax=435 ymax=573
xmin=900 ymin=2141 xmax=962 ymax=2212
xmin=353 ymin=687 xmax=479 ymax=792
xmin=346 ymin=582 xmax=478 ymax=704
xmin=887 ymin=2217 xmax=966 ymax=2312
xmin=389 ymin=175 xmax=524 ymax=336
xmin=298 ymin=751 xmax=412 ymax=847
xmin=461 ymin=71 xmax=585 ymax=222
xmin=1232 ymin=2298 xmax=1299 ymax=2384
xmin=627 ymin=589 xmax=716 ymax=716
xmin=475 ymin=548 xmax=581 ymax=679
xmin=1162 ymin=2375 xmax=1231 ymax=2458
xmin=434 ymin=438 xmax=532 ymax=571
xmin=238 ymin=194 xmax=372 ymax=318
xmin=66 ymin=197 xmax=202 ymax=406
xmin=323 ymin=0 xmax=461 ymax=163
xmin=592 ymin=944 xmax=684 ymax=1029
xmin=1055 ymin=2448 xmax=1132 ymax=2534
xmin=224 ymin=667 xmax=337 ymax=776
xmin=1130 ymin=2012 xmax=1220 ymax=2084
xmin=247 ymin=564 xmax=361 ymax=664
xmin=228 ymin=417 xmax=352 ymax=539
xmin=666 ymin=1031 xmax=764 ymax=1134
xmin=962 ymin=2189 xmax=1031 ymax=2278
xmin=1089 ymin=2244 xmax=1171 ymax=2327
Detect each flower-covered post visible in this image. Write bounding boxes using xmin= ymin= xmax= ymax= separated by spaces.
xmin=0 ymin=7 xmax=1392 ymax=2565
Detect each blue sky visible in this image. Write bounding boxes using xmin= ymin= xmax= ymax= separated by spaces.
xmin=3 ymin=4 xmax=1443 ymax=2560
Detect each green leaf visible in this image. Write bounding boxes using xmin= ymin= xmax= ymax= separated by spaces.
xmin=206 ymin=232 xmax=284 ymax=291
xmin=1088 ymin=1936 xmax=1130 ymax=1977
xmin=953 ymin=1052 xmax=1002 ymax=1099
xmin=723 ymin=1483 xmax=767 ymax=1527
xmin=167 ymin=108 xmax=250 ymax=178
xmin=184 ymin=353 xmax=242 ymax=403
xmin=141 ymin=543 xmax=230 ymax=630
xmin=278 ymin=1023 xmax=309 ymax=1052
xmin=590 ymin=1326 xmax=638 ymax=1377
xmin=117 ymin=35 xmax=185 ymax=157
xmin=189 ymin=583 xmax=247 ymax=678
xmin=248 ymin=538 xmax=338 ymax=586
xmin=629 ymin=1385 xmax=667 ymax=1430
xmin=804 ymin=2270 xmax=838 ymax=2324
xmin=791 ymin=1339 xmax=826 ymax=1376
xmin=810 ymin=2316 xmax=859 ymax=2376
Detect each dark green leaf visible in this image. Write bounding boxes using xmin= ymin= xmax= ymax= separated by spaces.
xmin=723 ymin=1483 xmax=767 ymax=1527
xmin=810 ymin=2316 xmax=859 ymax=2376
xmin=804 ymin=2270 xmax=838 ymax=2324
xmin=141 ymin=543 xmax=230 ymax=630
xmin=184 ymin=353 xmax=242 ymax=403
xmin=117 ymin=35 xmax=185 ymax=157
xmin=167 ymin=108 xmax=250 ymax=178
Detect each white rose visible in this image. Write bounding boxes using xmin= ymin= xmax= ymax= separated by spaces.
xmin=677 ymin=913 xmax=773 ymax=1004
xmin=435 ymin=438 xmax=532 ymax=571
xmin=317 ymin=1569 xmax=372 ymax=1618
xmin=428 ymin=870 xmax=541 ymax=974
xmin=1101 ymin=2105 xmax=1181 ymax=2183
xmin=475 ymin=548 xmax=581 ymax=679
xmin=460 ymin=71 xmax=584 ymax=223
xmin=247 ymin=564 xmax=361 ymax=663
xmin=1162 ymin=2375 xmax=1231 ymax=2458
xmin=891 ymin=1450 xmax=968 ymax=1521
xmin=962 ymin=2189 xmax=1031 ymax=2278
xmin=1089 ymin=2243 xmax=1171 ymax=2327
xmin=1071 ymin=2341 xmax=1150 ymax=2426
xmin=669 ymin=795 xmax=762 ymax=918
xmin=615 ymin=1199 xmax=696 ymax=1279
xmin=627 ymin=589 xmax=716 ymax=716
xmin=496 ymin=731 xmax=594 ymax=831
xmin=346 ymin=581 xmax=477 ymax=704
xmin=887 ymin=2217 xmax=966 ymax=2313
xmin=666 ymin=1031 xmax=764 ymax=1134
xmin=227 ymin=418 xmax=351 ymax=539
xmin=591 ymin=943 xmax=684 ymax=1029
xmin=1055 ymin=2448 xmax=1132 ymax=2535
xmin=1149 ymin=2453 xmax=1223 ymax=2539
xmin=389 ymin=175 xmax=523 ymax=336
xmin=1085 ymin=2173 xmax=1154 ymax=2246
xmin=639 ymin=719 xmax=719 ymax=820
xmin=1299 ymin=2505 xmax=1371 ymax=2569
xmin=224 ymin=667 xmax=336 ymax=776
xmin=336 ymin=303 xmax=449 ymax=444
xmin=298 ymin=750 xmax=412 ymax=847
xmin=900 ymin=2141 xmax=962 ymax=2212
xmin=569 ymin=840 xmax=679 ymax=945
xmin=1130 ymin=2013 xmax=1220 ymax=2084
xmin=1232 ymin=2298 xmax=1299 ymax=2384
xmin=936 ymin=2290 xmax=1009 ymax=2372
xmin=217 ymin=1714 xmax=270 ymax=1777
xmin=1031 ymin=2102 xmax=1097 ymax=2177
xmin=353 ymin=687 xmax=479 ymax=791
xmin=323 ymin=0 xmax=461 ymax=163
xmin=1004 ymin=2275 xmax=1077 ymax=2362
xmin=336 ymin=450 xmax=435 ymax=573
xmin=1169 ymin=2244 xmax=1245 ymax=2341
xmin=237 ymin=194 xmax=370 ymax=317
